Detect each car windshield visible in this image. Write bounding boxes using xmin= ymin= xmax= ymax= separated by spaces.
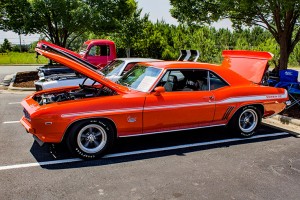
xmin=117 ymin=65 xmax=162 ymax=92
xmin=79 ymin=44 xmax=88 ymax=55
xmin=101 ymin=60 xmax=125 ymax=76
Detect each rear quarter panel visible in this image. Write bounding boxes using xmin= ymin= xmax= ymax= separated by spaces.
xmin=212 ymin=84 xmax=287 ymax=124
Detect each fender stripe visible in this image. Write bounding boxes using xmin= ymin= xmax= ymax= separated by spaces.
xmin=61 ymin=91 xmax=287 ymax=118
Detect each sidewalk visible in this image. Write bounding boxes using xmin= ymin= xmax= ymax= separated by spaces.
xmin=263 ymin=115 xmax=300 ymax=137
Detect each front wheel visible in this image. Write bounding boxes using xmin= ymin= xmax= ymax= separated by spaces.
xmin=67 ymin=120 xmax=115 ymax=159
xmin=231 ymin=106 xmax=262 ymax=137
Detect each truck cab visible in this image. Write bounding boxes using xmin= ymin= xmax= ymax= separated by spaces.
xmin=79 ymin=40 xmax=116 ymax=69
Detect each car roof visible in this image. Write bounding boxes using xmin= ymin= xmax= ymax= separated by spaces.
xmin=142 ymin=61 xmax=251 ymax=86
xmin=84 ymin=39 xmax=115 ymax=45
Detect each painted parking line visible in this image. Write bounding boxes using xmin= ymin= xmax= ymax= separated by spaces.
xmin=0 ymin=132 xmax=289 ymax=171
xmin=8 ymin=102 xmax=21 ymax=105
xmin=3 ymin=121 xmax=20 ymax=124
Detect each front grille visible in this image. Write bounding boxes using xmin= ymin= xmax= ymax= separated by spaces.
xmin=23 ymin=108 xmax=31 ymax=121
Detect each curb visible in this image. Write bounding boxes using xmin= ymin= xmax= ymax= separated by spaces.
xmin=8 ymin=82 xmax=35 ymax=91
xmin=263 ymin=115 xmax=300 ymax=137
xmin=0 ymin=64 xmax=44 ymax=66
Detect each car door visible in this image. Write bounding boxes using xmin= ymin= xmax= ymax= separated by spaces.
xmin=143 ymin=69 xmax=215 ymax=134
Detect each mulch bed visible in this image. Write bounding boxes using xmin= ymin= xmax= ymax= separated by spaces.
xmin=12 ymin=71 xmax=38 ymax=88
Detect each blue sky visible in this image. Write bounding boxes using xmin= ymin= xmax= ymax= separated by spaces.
xmin=138 ymin=0 xmax=232 ymax=29
xmin=0 ymin=0 xmax=232 ymax=44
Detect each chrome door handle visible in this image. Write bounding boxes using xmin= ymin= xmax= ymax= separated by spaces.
xmin=203 ymin=96 xmax=214 ymax=101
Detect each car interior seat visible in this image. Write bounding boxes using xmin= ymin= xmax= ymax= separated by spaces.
xmin=164 ymin=75 xmax=178 ymax=91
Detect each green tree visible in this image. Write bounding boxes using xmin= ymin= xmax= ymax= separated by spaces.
xmin=170 ymin=0 xmax=300 ymax=71
xmin=0 ymin=0 xmax=32 ymax=51
xmin=1 ymin=38 xmax=12 ymax=52
xmin=116 ymin=8 xmax=149 ymax=57
xmin=0 ymin=0 xmax=136 ymax=47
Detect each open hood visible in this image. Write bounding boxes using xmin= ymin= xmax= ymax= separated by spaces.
xmin=222 ymin=50 xmax=273 ymax=84
xmin=35 ymin=42 xmax=129 ymax=94
xmin=37 ymin=40 xmax=81 ymax=58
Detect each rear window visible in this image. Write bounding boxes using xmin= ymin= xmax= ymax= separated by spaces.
xmin=209 ymin=72 xmax=228 ymax=90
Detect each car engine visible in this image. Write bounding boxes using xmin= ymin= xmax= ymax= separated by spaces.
xmin=34 ymin=85 xmax=116 ymax=105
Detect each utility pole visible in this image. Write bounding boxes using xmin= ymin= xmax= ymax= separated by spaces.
xmin=18 ymin=32 xmax=22 ymax=52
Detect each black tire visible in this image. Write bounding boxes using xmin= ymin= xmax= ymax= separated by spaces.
xmin=66 ymin=119 xmax=115 ymax=159
xmin=230 ymin=106 xmax=262 ymax=137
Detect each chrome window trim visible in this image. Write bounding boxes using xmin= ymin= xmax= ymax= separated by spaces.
xmin=150 ymin=68 xmax=230 ymax=93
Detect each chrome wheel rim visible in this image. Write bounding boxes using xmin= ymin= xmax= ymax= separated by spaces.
xmin=77 ymin=124 xmax=107 ymax=154
xmin=238 ymin=109 xmax=258 ymax=133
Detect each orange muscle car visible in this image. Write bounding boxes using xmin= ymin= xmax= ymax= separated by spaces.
xmin=20 ymin=42 xmax=289 ymax=159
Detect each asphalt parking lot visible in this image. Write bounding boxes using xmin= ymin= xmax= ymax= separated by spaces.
xmin=0 ymin=91 xmax=300 ymax=200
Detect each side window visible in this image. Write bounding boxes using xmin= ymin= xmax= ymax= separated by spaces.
xmin=88 ymin=45 xmax=110 ymax=56
xmin=209 ymin=72 xmax=228 ymax=90
xmin=158 ymin=69 xmax=209 ymax=92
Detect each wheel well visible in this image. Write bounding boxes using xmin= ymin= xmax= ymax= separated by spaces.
xmin=61 ymin=118 xmax=117 ymax=143
xmin=229 ymin=104 xmax=264 ymax=124
xmin=253 ymin=104 xmax=264 ymax=116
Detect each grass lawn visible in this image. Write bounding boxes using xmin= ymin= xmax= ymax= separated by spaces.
xmin=0 ymin=52 xmax=48 ymax=64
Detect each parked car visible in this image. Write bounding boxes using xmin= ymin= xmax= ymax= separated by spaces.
xmin=35 ymin=58 xmax=161 ymax=91
xmin=102 ymin=58 xmax=162 ymax=82
xmin=36 ymin=39 xmax=117 ymax=78
xmin=20 ymin=43 xmax=289 ymax=159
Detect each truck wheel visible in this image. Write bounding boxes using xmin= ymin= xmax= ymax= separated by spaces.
xmin=231 ymin=106 xmax=262 ymax=137
xmin=67 ymin=120 xmax=114 ymax=159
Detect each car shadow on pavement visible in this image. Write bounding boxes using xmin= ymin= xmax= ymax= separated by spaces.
xmin=29 ymin=125 xmax=291 ymax=170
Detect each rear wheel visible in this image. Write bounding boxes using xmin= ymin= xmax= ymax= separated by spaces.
xmin=231 ymin=106 xmax=262 ymax=137
xmin=67 ymin=120 xmax=114 ymax=159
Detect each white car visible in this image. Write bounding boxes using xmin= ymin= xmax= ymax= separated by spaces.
xmin=35 ymin=58 xmax=161 ymax=91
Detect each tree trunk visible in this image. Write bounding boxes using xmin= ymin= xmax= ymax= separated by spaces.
xmin=126 ymin=47 xmax=131 ymax=58
xmin=277 ymin=37 xmax=290 ymax=72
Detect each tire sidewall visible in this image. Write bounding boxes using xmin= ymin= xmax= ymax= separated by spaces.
xmin=67 ymin=119 xmax=114 ymax=159
xmin=233 ymin=106 xmax=262 ymax=137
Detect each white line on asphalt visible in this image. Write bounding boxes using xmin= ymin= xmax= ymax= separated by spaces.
xmin=0 ymin=158 xmax=82 ymax=170
xmin=3 ymin=121 xmax=20 ymax=124
xmin=0 ymin=132 xmax=290 ymax=171
xmin=8 ymin=102 xmax=21 ymax=105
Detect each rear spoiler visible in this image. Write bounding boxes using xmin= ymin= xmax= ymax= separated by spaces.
xmin=178 ymin=50 xmax=200 ymax=62
xmin=222 ymin=50 xmax=273 ymax=60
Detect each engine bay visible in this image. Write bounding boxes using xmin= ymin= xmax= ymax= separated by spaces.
xmin=34 ymin=85 xmax=116 ymax=105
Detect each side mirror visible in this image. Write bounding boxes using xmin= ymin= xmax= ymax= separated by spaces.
xmin=154 ymin=86 xmax=165 ymax=96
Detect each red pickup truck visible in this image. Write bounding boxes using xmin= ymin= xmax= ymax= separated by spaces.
xmin=39 ymin=39 xmax=117 ymax=69
xmin=78 ymin=39 xmax=116 ymax=68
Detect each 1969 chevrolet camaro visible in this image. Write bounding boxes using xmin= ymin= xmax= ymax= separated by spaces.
xmin=20 ymin=42 xmax=289 ymax=159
